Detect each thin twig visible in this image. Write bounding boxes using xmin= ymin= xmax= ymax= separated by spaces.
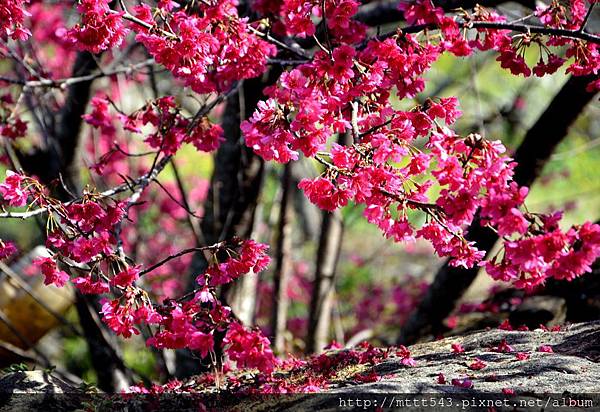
xmin=579 ymin=4 xmax=595 ymax=33
xmin=139 ymin=242 xmax=226 ymax=276
xmin=0 ymin=59 xmax=156 ymax=89
xmin=169 ymin=158 xmax=209 ymax=250
xmin=247 ymin=26 xmax=311 ymax=59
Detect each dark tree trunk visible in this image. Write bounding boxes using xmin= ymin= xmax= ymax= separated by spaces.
xmin=16 ymin=50 xmax=133 ymax=392
xmin=397 ymin=75 xmax=598 ymax=345
xmin=175 ymin=71 xmax=278 ymax=378
xmin=74 ymin=293 xmax=132 ymax=392
xmin=17 ymin=52 xmax=96 ymax=198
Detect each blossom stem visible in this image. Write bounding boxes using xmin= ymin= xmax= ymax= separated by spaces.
xmin=139 ymin=242 xmax=227 ymax=276
xmin=579 ymin=4 xmax=595 ymax=33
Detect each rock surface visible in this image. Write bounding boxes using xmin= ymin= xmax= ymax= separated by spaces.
xmin=0 ymin=370 xmax=89 ymax=411
xmin=252 ymin=321 xmax=600 ymax=411
xmin=1 ymin=322 xmax=599 ymax=411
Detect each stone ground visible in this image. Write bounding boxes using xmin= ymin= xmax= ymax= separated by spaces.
xmin=1 ymin=321 xmax=599 ymax=411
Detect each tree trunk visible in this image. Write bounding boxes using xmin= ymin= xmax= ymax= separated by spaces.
xmin=270 ymin=163 xmax=294 ymax=354
xmin=306 ymin=210 xmax=345 ymax=354
xmin=306 ymin=133 xmax=351 ymax=354
xmin=74 ymin=293 xmax=132 ymax=392
xmin=397 ymin=75 xmax=598 ymax=345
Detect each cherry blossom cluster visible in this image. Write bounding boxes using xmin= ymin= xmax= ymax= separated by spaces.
xmin=242 ymin=0 xmax=600 ymax=288
xmin=0 ymin=170 xmax=119 ymax=286
xmin=0 ymin=170 xmax=30 ymax=207
xmin=131 ymin=0 xmax=276 ymax=93
xmin=0 ymin=238 xmax=17 ymax=260
xmin=129 ymin=340 xmax=414 ymax=393
xmin=253 ymin=0 xmax=366 ymax=42
xmin=139 ymin=238 xmax=275 ymax=372
xmin=251 ymin=91 xmax=600 ymax=287
xmin=32 ymin=256 xmax=70 ymax=287
xmin=0 ymin=0 xmax=31 ymax=41
xmin=84 ymin=94 xmax=224 ymax=158
xmin=80 ymin=88 xmax=214 ymax=299
xmin=135 ymin=96 xmax=223 ymax=155
xmin=402 ymin=1 xmax=598 ymax=80
xmin=67 ymin=0 xmax=128 ymax=54
xmin=62 ymin=0 xmax=277 ymax=92
xmin=0 ymin=169 xmax=276 ymax=370
xmin=484 ymin=218 xmax=600 ymax=288
xmin=0 ymin=170 xmax=35 ymax=261
xmin=0 ymin=158 xmax=276 ymax=370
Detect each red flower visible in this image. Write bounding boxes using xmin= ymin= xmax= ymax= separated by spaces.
xmin=72 ymin=277 xmax=109 ymax=294
xmin=188 ymin=331 xmax=215 ymax=358
xmin=67 ymin=0 xmax=128 ymax=54
xmin=451 ymin=377 xmax=474 ymax=389
xmin=451 ymin=343 xmax=465 ymax=353
xmin=493 ymin=339 xmax=514 ymax=353
xmin=224 ymin=322 xmax=279 ymax=374
xmin=100 ymin=296 xmax=139 ymax=338
xmin=110 ymin=266 xmax=140 ymax=287
xmin=0 ymin=0 xmax=31 ymax=40
xmin=298 ymin=177 xmax=351 ymax=212
xmin=468 ymin=358 xmax=487 ymax=370
xmin=0 ymin=171 xmax=28 ymax=207
xmin=498 ymin=319 xmax=513 ymax=331
xmin=32 ymin=257 xmax=69 ymax=287
xmin=515 ymin=352 xmax=530 ymax=361
xmin=0 ymin=240 xmax=17 ymax=260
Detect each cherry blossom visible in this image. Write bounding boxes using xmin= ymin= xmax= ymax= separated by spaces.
xmin=468 ymin=358 xmax=487 ymax=370
xmin=0 ymin=171 xmax=29 ymax=207
xmin=0 ymin=239 xmax=17 ymax=260
xmin=32 ymin=257 xmax=70 ymax=287
xmin=0 ymin=0 xmax=31 ymax=40
xmin=224 ymin=322 xmax=279 ymax=373
xmin=67 ymin=0 xmax=128 ymax=54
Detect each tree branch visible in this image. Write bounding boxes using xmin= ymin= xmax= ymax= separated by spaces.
xmin=380 ymin=21 xmax=600 ymax=44
xmin=355 ymin=0 xmax=536 ymax=27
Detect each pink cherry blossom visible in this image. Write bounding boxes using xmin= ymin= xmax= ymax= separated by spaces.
xmin=0 ymin=171 xmax=28 ymax=207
